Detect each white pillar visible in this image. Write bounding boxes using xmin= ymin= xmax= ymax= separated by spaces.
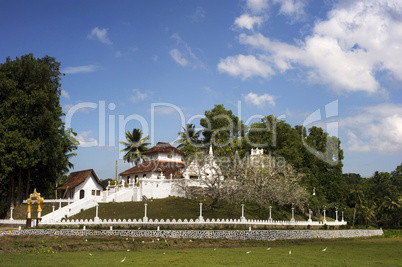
xmin=199 ymin=203 xmax=204 ymax=222
xmin=308 ymin=209 xmax=312 ymax=223
xmin=143 ymin=203 xmax=148 ymax=222
xmin=59 ymin=199 xmax=62 ymax=209
xmin=241 ymin=204 xmax=245 ymax=222
xmin=335 ymin=207 xmax=338 ymax=222
xmin=323 ymin=207 xmax=327 ymax=224
xmin=290 ymin=207 xmax=295 ymax=223
xmin=268 ymin=206 xmax=272 ymax=222
xmin=52 ymin=205 xmax=55 ymax=212
xmin=95 ymin=204 xmax=99 ymax=221
xmin=341 ymin=211 xmax=344 ymax=222
xmin=10 ymin=207 xmax=14 ymax=220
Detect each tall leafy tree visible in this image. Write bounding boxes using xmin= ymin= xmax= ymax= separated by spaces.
xmin=200 ymin=104 xmax=246 ymax=156
xmin=119 ymin=129 xmax=150 ymax=165
xmin=175 ymin=123 xmax=201 ymax=158
xmin=0 ymin=54 xmax=77 ymax=216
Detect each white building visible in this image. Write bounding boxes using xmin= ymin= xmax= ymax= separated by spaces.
xmin=57 ymin=169 xmax=105 ymax=201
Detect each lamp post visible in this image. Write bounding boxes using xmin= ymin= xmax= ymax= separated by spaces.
xmin=240 ymin=204 xmax=245 ymax=222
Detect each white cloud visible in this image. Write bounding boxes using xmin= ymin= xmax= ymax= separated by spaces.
xmin=235 ymin=14 xmax=263 ymax=30
xmin=217 ymin=54 xmax=274 ymax=80
xmin=88 ymin=27 xmax=113 ymax=45
xmin=169 ymin=49 xmax=188 ymax=66
xmin=245 ymin=92 xmax=276 ymax=108
xmin=246 ymin=0 xmax=269 ymax=14
xmin=170 ymin=34 xmax=204 ymax=69
xmin=131 ymin=89 xmax=149 ymax=103
xmin=62 ymin=65 xmax=99 ymax=74
xmin=61 ymin=89 xmax=70 ymax=99
xmin=221 ymin=0 xmax=402 ymax=94
xmin=273 ymin=0 xmax=306 ymax=20
xmin=341 ymin=103 xmax=402 ymax=154
xmin=76 ymin=131 xmax=98 ymax=147
xmin=189 ymin=6 xmax=205 ymax=23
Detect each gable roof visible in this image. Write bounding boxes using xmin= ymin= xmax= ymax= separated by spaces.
xmin=142 ymin=142 xmax=185 ymax=155
xmin=119 ymin=160 xmax=185 ymax=177
xmin=57 ymin=169 xmax=105 ymax=190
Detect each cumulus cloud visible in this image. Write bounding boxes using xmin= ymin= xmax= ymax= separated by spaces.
xmin=62 ymin=65 xmax=99 ymax=74
xmin=235 ymin=14 xmax=264 ymax=30
xmin=245 ymin=92 xmax=276 ymax=108
xmin=218 ymin=54 xmax=274 ymax=80
xmin=221 ymin=0 xmax=402 ymax=94
xmin=76 ymin=131 xmax=98 ymax=147
xmin=131 ymin=89 xmax=149 ymax=103
xmin=88 ymin=27 xmax=113 ymax=45
xmin=273 ymin=0 xmax=306 ymax=20
xmin=341 ymin=103 xmax=402 ymax=154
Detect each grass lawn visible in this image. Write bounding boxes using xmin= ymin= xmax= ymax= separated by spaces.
xmin=1 ymin=236 xmax=401 ymax=267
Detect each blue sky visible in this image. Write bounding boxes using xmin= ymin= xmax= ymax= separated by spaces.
xmin=1 ymin=0 xmax=401 ymax=179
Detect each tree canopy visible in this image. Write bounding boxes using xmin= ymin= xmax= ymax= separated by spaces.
xmin=0 ymin=54 xmax=77 ymax=217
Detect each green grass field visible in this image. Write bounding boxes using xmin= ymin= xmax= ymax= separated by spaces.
xmin=1 ymin=236 xmax=401 ymax=267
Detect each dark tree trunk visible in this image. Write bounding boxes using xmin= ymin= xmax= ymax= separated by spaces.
xmin=17 ymin=167 xmax=23 ymax=204
xmin=25 ymin=168 xmax=32 ymax=199
xmin=8 ymin=168 xmax=15 ymax=207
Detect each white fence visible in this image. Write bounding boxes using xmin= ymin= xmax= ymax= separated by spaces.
xmin=40 ymin=217 xmax=347 ymax=227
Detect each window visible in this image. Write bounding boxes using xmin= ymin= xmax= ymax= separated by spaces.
xmin=167 ymin=154 xmax=172 ymax=159
xmin=79 ymin=189 xmax=85 ymax=199
xmin=92 ymin=190 xmax=95 ymax=195
xmin=96 ymin=190 xmax=101 ymax=196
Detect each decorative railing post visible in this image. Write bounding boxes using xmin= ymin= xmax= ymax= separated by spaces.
xmin=143 ymin=203 xmax=148 ymax=222
xmin=335 ymin=207 xmax=338 ymax=222
xmin=290 ymin=203 xmax=295 ymax=224
xmin=341 ymin=210 xmax=344 ymax=222
xmin=95 ymin=204 xmax=100 ymax=222
xmin=240 ymin=204 xmax=246 ymax=222
xmin=308 ymin=209 xmax=312 ymax=223
xmin=323 ymin=206 xmax=327 ymax=224
xmin=199 ymin=203 xmax=204 ymax=222
xmin=9 ymin=207 xmax=14 ymax=221
xmin=268 ymin=206 xmax=272 ymax=223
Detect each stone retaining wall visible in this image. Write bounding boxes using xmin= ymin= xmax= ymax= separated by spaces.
xmin=0 ymin=229 xmax=383 ymax=240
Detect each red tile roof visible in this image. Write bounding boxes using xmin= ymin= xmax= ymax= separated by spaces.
xmin=57 ymin=169 xmax=104 ymax=190
xmin=142 ymin=142 xmax=185 ymax=155
xmin=119 ymin=160 xmax=185 ymax=177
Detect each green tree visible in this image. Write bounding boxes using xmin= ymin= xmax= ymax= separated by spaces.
xmin=174 ymin=123 xmax=201 ymax=158
xmin=200 ymin=104 xmax=246 ymax=156
xmin=119 ymin=129 xmax=150 ymax=165
xmin=0 ymin=54 xmax=77 ymax=215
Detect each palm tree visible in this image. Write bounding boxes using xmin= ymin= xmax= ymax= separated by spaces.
xmin=119 ymin=129 xmax=150 ymax=165
xmin=175 ymin=124 xmax=201 ymax=148
xmin=350 ymin=184 xmax=364 ymax=226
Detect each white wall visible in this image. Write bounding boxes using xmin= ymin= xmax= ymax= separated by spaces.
xmin=73 ymin=173 xmax=103 ymax=201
